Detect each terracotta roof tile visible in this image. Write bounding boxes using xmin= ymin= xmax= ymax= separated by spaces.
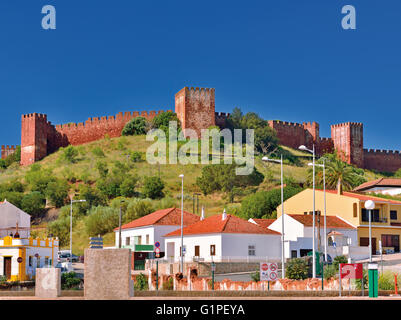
xmin=114 ymin=207 xmax=200 ymax=231
xmin=252 ymin=219 xmax=276 ymax=228
xmin=288 ymin=214 xmax=355 ymax=229
xmin=164 ymin=214 xmax=281 ymax=237
xmin=354 ymin=178 xmax=401 ymax=191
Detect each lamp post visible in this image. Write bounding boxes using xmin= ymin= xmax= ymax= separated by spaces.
xmin=299 ymin=144 xmax=316 ymax=278
xmin=119 ymin=200 xmax=126 ymax=249
xmin=262 ymin=155 xmax=285 ymax=279
xmin=365 ymin=200 xmax=375 ymax=263
xmin=308 ymin=158 xmax=327 ymax=262
xmin=179 ymin=174 xmax=184 ymax=273
xmin=70 ymin=197 xmax=86 ymax=261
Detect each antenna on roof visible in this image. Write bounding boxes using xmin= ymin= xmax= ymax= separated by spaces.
xmin=201 ymin=207 xmax=205 ymax=221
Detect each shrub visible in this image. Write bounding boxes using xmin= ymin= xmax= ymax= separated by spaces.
xmin=251 ymin=271 xmax=260 ymax=282
xmin=323 ymin=264 xmax=337 ymax=280
xmin=25 ymin=165 xmax=56 ymax=194
xmin=378 ymin=271 xmax=395 ymax=290
xmin=96 ymin=161 xmax=109 ymax=178
xmin=78 ymin=184 xmax=106 ymax=207
xmin=333 ymin=255 xmax=348 ymax=270
xmin=151 ymin=111 xmax=180 ymax=133
xmin=91 ymin=146 xmax=105 ymax=158
xmin=286 ymin=258 xmax=309 ymax=280
xmin=142 ymin=176 xmax=165 ymax=199
xmin=85 ymin=206 xmax=119 ymax=236
xmin=122 ymin=117 xmax=148 ymax=136
xmin=45 ymin=179 xmax=69 ymax=208
xmin=120 ymin=175 xmax=139 ymax=198
xmin=59 ymin=145 xmax=79 ymax=163
xmin=61 ymin=272 xmax=81 ymax=290
xmin=0 ymin=192 xmax=24 ymax=208
xmin=134 ymin=273 xmax=149 ymax=291
xmin=130 ymin=151 xmax=143 ymax=163
xmin=162 ymin=277 xmax=173 ymax=290
xmin=21 ymin=192 xmax=46 ymax=217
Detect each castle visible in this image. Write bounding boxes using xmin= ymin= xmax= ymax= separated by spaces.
xmin=1 ymin=87 xmax=400 ymax=173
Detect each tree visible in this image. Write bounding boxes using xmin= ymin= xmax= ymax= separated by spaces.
xmin=45 ymin=179 xmax=69 ymax=208
xmin=196 ymin=164 xmax=264 ymax=202
xmin=85 ymin=206 xmax=119 ymax=236
xmin=0 ymin=192 xmax=24 ymax=209
xmin=307 ymin=153 xmax=366 ymax=191
xmin=395 ymin=168 xmax=401 ymax=178
xmin=239 ymin=186 xmax=303 ymax=220
xmin=151 ymin=111 xmax=180 ymax=134
xmin=254 ymin=126 xmax=279 ymax=154
xmin=286 ymin=258 xmax=309 ymax=280
xmin=142 ymin=176 xmax=165 ymax=199
xmin=47 ymin=216 xmax=71 ymax=247
xmin=122 ymin=117 xmax=148 ymax=136
xmin=125 ymin=199 xmax=154 ymax=222
xmin=95 ymin=161 xmax=109 ymax=178
xmin=21 ymin=192 xmax=46 ymax=217
xmin=78 ymin=184 xmax=106 ymax=207
xmin=25 ymin=164 xmax=56 ymax=194
xmin=120 ymin=176 xmax=139 ymax=197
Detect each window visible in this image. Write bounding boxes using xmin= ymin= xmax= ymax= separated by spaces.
xmin=195 ymin=246 xmax=200 ymax=257
xmin=362 ymin=209 xmax=380 ymax=222
xmin=125 ymin=237 xmax=130 ymax=246
xmin=248 ymin=245 xmax=256 ymax=256
xmin=353 ymin=203 xmax=358 ymax=218
xmin=291 ymin=250 xmax=297 ymax=258
xmin=134 ymin=236 xmax=142 ymax=245
xmin=36 ymin=256 xmax=40 ymax=268
xmin=146 ymin=234 xmax=149 ymax=244
xmin=391 ymin=211 xmax=398 ymax=220
xmin=28 ymin=256 xmax=33 ymax=267
xmin=45 ymin=257 xmax=49 ymax=266
xmin=210 ymin=245 xmax=216 ymax=256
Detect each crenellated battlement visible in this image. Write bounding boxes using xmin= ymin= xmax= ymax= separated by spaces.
xmin=1 ymin=145 xmax=17 ymax=159
xmin=22 ymin=113 xmax=47 ymax=121
xmin=331 ymin=122 xmax=363 ymax=128
xmin=364 ymin=148 xmax=401 ymax=155
xmin=269 ymin=120 xmax=304 ymax=128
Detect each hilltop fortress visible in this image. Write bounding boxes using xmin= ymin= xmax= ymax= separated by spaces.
xmin=1 ymin=86 xmax=400 ymax=172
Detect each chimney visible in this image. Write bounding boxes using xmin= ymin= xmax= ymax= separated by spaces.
xmin=337 ymin=178 xmax=343 ymax=195
xmin=201 ymin=207 xmax=205 ymax=221
xmin=222 ymin=209 xmax=227 ymax=221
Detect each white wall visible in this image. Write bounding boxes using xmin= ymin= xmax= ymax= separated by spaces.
xmin=0 ymin=201 xmax=31 ymax=238
xmin=365 ymin=187 xmax=401 ymax=196
xmin=268 ymin=214 xmax=304 ymax=241
xmin=115 ymin=225 xmax=182 ymax=251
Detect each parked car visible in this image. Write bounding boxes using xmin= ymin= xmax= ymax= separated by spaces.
xmin=57 ymin=252 xmax=79 ymax=263
xmin=55 ymin=262 xmax=74 ymax=274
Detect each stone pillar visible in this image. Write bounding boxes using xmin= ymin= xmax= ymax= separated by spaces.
xmin=35 ymin=268 xmax=61 ymax=298
xmin=84 ymin=249 xmax=133 ymax=300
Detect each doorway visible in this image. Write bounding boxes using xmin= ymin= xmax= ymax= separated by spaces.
xmin=360 ymin=237 xmax=376 ymax=255
xmin=3 ymin=257 xmax=12 ymax=280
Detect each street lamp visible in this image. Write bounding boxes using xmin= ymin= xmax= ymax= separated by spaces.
xmin=308 ymin=158 xmax=327 ymax=262
xmin=119 ymin=200 xmax=126 ymax=249
xmin=70 ymin=197 xmax=86 ymax=262
xmin=179 ymin=174 xmax=184 ymax=273
xmin=262 ymin=155 xmax=285 ymax=279
xmin=365 ymin=200 xmax=375 ymax=263
xmin=299 ymin=144 xmax=316 ymax=278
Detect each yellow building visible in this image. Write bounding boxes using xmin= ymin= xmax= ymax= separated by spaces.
xmin=277 ymin=189 xmax=401 ymax=254
xmin=0 ymin=236 xmax=59 ymax=281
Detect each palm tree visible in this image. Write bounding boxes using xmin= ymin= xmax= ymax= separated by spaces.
xmin=306 ymin=155 xmax=363 ymax=191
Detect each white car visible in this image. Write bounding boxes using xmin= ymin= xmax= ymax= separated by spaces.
xmin=55 ymin=262 xmax=74 ymax=274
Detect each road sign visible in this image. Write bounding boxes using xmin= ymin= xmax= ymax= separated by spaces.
xmin=155 ymin=248 xmax=161 ymax=253
xmin=17 ymin=257 xmax=23 ymax=263
xmin=154 ymin=241 xmax=160 ymax=248
xmin=340 ymin=263 xmax=363 ymax=279
xmin=89 ymin=236 xmax=103 ymax=249
xmin=34 ymin=253 xmax=39 ymax=258
xmin=260 ymin=262 xmax=278 ymax=281
xmin=333 ymin=242 xmax=337 ymax=248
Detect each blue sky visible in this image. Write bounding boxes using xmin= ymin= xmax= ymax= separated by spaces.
xmin=0 ymin=1 xmax=400 ymax=150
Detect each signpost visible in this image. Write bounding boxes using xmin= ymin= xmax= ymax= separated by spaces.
xmin=211 ymin=262 xmax=216 ymax=290
xmin=89 ymin=237 xmax=103 ymax=249
xmin=260 ymin=262 xmax=278 ymax=283
xmin=17 ymin=257 xmax=23 ymax=264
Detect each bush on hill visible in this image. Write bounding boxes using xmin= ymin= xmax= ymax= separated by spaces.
xmin=47 ymin=216 xmax=71 ymax=247
xmin=21 ymin=192 xmax=46 ymax=217
xmin=45 ymin=179 xmax=69 ymax=208
xmin=142 ymin=176 xmax=165 ymax=199
xmin=85 ymin=206 xmax=119 ymax=236
xmin=122 ymin=117 xmax=148 ymax=136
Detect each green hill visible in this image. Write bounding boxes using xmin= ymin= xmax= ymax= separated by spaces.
xmin=0 ymin=134 xmax=386 ymax=255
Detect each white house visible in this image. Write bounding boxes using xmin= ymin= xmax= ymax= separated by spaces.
xmin=0 ymin=200 xmax=30 ymax=238
xmin=253 ymin=214 xmax=369 ymax=261
xmin=114 ymin=207 xmax=200 ymax=252
xmin=164 ymin=211 xmax=282 ymax=263
xmin=354 ymin=178 xmax=401 ymax=196
xmin=0 ymin=200 xmax=58 ymax=281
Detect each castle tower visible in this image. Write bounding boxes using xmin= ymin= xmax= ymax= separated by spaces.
xmin=331 ymin=122 xmax=364 ymax=167
xmin=175 ymin=87 xmax=215 ymax=136
xmin=20 ymin=113 xmax=49 ymax=166
xmin=303 ymin=122 xmax=320 ymax=149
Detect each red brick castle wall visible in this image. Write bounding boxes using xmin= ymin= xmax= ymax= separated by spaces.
xmin=364 ymin=149 xmax=401 ymax=173
xmin=1 ymin=145 xmax=16 ymax=159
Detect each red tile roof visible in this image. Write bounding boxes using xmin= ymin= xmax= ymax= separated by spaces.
xmin=288 ymin=214 xmax=355 ymax=229
xmin=323 ymin=190 xmax=401 ymax=205
xmin=114 ymin=207 xmax=200 ymax=231
xmin=164 ymin=214 xmax=281 ymax=237
xmin=354 ymin=178 xmax=401 ymax=191
xmin=252 ymin=219 xmax=276 ymax=228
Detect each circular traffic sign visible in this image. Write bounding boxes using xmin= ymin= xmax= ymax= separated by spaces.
xmin=34 ymin=253 xmax=39 ymax=258
xmin=269 ymin=272 xmax=278 ymax=280
xmin=17 ymin=257 xmax=23 ymax=263
xmin=154 ymin=241 xmax=160 ymax=248
xmin=270 ymin=263 xmax=277 ymax=272
xmin=261 ymin=263 xmax=269 ymax=271
xmin=154 ymin=248 xmax=161 ymax=253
